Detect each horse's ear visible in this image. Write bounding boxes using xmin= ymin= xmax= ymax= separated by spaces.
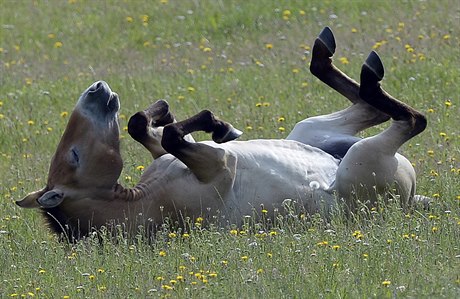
xmin=16 ymin=187 xmax=47 ymax=208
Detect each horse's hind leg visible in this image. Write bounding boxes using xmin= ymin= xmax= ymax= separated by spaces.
xmin=310 ymin=27 xmax=390 ymax=126
xmin=128 ymin=100 xmax=195 ymax=159
xmin=309 ymin=26 xmax=362 ymax=104
xmin=334 ymin=51 xmax=427 ymax=211
xmin=359 ymin=51 xmax=427 ymax=142
xmin=288 ymin=27 xmax=390 ymax=156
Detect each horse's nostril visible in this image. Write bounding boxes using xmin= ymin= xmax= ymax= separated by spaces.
xmin=93 ymin=82 xmax=104 ymax=92
xmin=89 ymin=81 xmax=104 ymax=93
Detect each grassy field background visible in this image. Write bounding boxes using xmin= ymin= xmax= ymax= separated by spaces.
xmin=1 ymin=0 xmax=459 ymax=297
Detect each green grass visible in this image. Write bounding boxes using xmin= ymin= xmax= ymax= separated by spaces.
xmin=1 ymin=0 xmax=459 ymax=297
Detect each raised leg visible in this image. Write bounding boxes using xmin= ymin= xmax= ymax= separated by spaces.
xmin=287 ymin=27 xmax=390 ymax=156
xmin=128 ymin=100 xmax=195 ymax=159
xmin=359 ymin=51 xmax=427 ymax=146
xmin=333 ymin=52 xmax=427 ymax=211
xmin=162 ymin=110 xmax=242 ymax=182
xmin=310 ymin=26 xmax=362 ymax=104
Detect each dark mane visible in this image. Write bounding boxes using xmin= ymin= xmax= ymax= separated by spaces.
xmin=41 ymin=206 xmax=159 ymax=243
xmin=40 ymin=207 xmax=83 ymax=242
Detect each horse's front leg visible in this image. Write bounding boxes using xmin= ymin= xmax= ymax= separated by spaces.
xmin=161 ymin=110 xmax=242 ymax=183
xmin=127 ymin=100 xmax=195 ymax=159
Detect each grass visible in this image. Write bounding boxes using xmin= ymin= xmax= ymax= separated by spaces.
xmin=1 ymin=0 xmax=459 ymax=297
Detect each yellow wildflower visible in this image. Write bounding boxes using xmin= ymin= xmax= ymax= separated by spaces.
xmin=282 ymin=10 xmax=291 ymax=20
xmin=339 ymin=57 xmax=349 ymax=64
xmin=317 ymin=241 xmax=329 ymax=246
xmin=352 ymin=230 xmax=363 ymax=239
xmin=141 ymin=14 xmax=149 ymax=23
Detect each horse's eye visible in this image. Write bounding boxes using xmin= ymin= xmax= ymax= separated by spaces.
xmin=69 ymin=147 xmax=80 ymax=167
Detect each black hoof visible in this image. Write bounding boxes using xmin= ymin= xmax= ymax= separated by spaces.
xmin=360 ymin=51 xmax=386 ymax=96
xmin=317 ymin=26 xmax=336 ymax=57
xmin=212 ymin=123 xmax=243 ymax=143
xmin=149 ymin=100 xmax=175 ymax=127
xmin=310 ymin=27 xmax=337 ymax=76
xmin=364 ymin=51 xmax=384 ymax=81
xmin=128 ymin=112 xmax=149 ymax=142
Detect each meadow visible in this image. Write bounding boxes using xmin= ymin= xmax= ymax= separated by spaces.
xmin=1 ymin=0 xmax=459 ymax=297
